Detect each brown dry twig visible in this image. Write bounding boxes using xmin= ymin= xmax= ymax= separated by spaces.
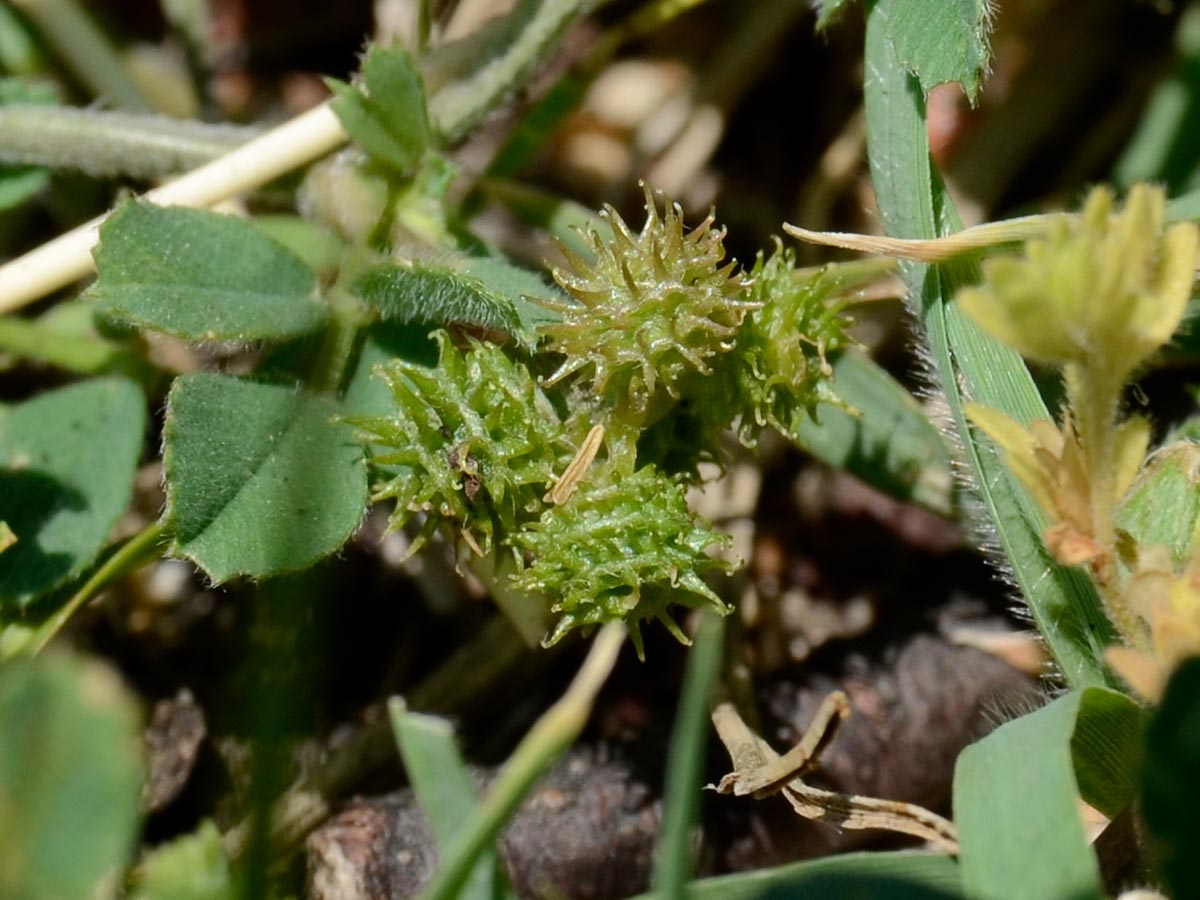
xmin=710 ymin=690 xmax=959 ymax=853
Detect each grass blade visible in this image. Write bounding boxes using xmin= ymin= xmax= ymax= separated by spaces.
xmin=862 ymin=0 xmax=1116 ymax=689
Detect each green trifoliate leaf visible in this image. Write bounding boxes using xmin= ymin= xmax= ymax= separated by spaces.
xmin=164 ymin=374 xmax=367 ymax=583
xmin=0 ymin=378 xmax=144 ymax=608
xmin=88 ymin=202 xmax=327 ymax=343
xmin=329 ymin=44 xmax=431 ymax=176
xmin=354 ymin=331 xmax=575 ymax=556
xmin=537 ymin=189 xmax=755 ymax=421
xmin=510 ymin=465 xmax=733 ymax=651
xmin=0 ymin=653 xmax=142 ymax=900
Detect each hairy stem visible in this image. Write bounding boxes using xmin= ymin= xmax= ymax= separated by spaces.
xmin=31 ymin=521 xmax=167 ymax=654
xmin=0 ymin=106 xmax=259 ymax=178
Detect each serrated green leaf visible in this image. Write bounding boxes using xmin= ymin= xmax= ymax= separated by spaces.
xmin=0 ymin=653 xmax=142 ymax=900
xmin=351 ymin=261 xmax=524 ymax=343
xmin=389 ymin=699 xmax=502 ymax=900
xmin=1142 ymin=657 xmax=1200 ymax=900
xmin=87 ymin=202 xmax=327 ymax=343
xmin=329 ymin=45 xmax=431 ymax=176
xmin=864 ymin=5 xmax=1116 ymax=689
xmin=0 ymin=378 xmax=144 ymax=608
xmin=630 ymin=851 xmax=963 ymax=900
xmin=164 ymin=374 xmax=367 ymax=583
xmin=878 ymin=0 xmax=992 ymax=102
xmin=1116 ymin=442 xmax=1200 ymax=566
xmin=953 ymin=690 xmax=1125 ymax=900
xmin=794 ymin=349 xmax=954 ymax=516
xmin=128 ymin=821 xmax=235 ymax=900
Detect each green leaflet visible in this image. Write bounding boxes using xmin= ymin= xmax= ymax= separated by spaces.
xmin=954 ymin=688 xmax=1145 ymax=900
xmin=163 ymin=374 xmax=367 ymax=583
xmin=1116 ymin=442 xmax=1200 ymax=567
xmin=863 ymin=1 xmax=1116 ymax=689
xmin=811 ymin=0 xmax=992 ymax=101
xmin=0 ymin=653 xmax=142 ymax=900
xmin=352 ymin=261 xmax=524 ymax=344
xmin=88 ymin=202 xmax=328 ymax=343
xmin=881 ymin=0 xmax=991 ymax=102
xmin=390 ymin=700 xmax=504 ymax=900
xmin=0 ymin=378 xmax=144 ymax=609
xmin=328 ymin=44 xmax=431 ymax=176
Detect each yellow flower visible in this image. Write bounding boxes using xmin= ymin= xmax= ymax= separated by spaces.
xmin=958 ymin=184 xmax=1198 ymax=382
xmin=966 ymin=403 xmax=1148 ymax=565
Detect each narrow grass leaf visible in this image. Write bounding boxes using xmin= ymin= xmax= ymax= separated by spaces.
xmin=0 ymin=378 xmax=144 ymax=608
xmin=0 ymin=653 xmax=142 ymax=900
xmin=652 ymin=612 xmax=724 ymax=896
xmin=88 ymin=202 xmax=327 ymax=342
xmin=793 ymin=349 xmax=955 ymax=516
xmin=863 ymin=1 xmax=1116 ymax=688
xmin=390 ymin=699 xmax=503 ymax=900
xmin=954 ymin=690 xmax=1108 ymax=900
xmin=632 ymin=851 xmax=962 ymax=900
xmin=417 ymin=624 xmax=624 ymax=900
xmin=163 ymin=374 xmax=367 ymax=583
xmin=1141 ymin=657 xmax=1200 ymax=900
xmin=329 ymin=45 xmax=431 ymax=176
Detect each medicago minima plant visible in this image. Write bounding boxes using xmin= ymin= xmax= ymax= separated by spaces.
xmin=0 ymin=42 xmax=864 ymax=660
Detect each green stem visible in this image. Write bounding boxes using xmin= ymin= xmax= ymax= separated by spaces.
xmin=31 ymin=521 xmax=167 ymax=654
xmin=0 ymin=106 xmax=258 ymax=179
xmin=416 ymin=623 xmax=625 ymax=900
xmin=10 ymin=0 xmax=156 ymax=112
xmin=307 ymin=290 xmax=369 ymax=397
xmin=1066 ymin=363 xmax=1147 ymax=649
xmin=429 ymin=0 xmax=593 ymax=143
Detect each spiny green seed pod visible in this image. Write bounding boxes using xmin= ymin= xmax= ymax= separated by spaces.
xmin=353 ymin=330 xmax=575 ymax=555
xmin=730 ymin=244 xmax=854 ymax=443
xmin=536 ymin=186 xmax=756 ymax=420
xmin=510 ymin=465 xmax=733 ymax=653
